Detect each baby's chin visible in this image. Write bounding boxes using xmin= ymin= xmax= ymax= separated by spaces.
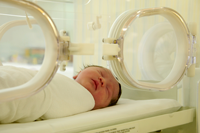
xmin=92 ymin=104 xmax=100 ymax=110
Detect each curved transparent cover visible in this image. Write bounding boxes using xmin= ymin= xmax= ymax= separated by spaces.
xmin=0 ymin=0 xmax=60 ymax=102
xmin=108 ymin=7 xmax=191 ymax=91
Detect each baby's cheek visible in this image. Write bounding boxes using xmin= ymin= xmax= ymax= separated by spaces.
xmin=82 ymin=82 xmax=92 ymax=91
xmin=94 ymin=91 xmax=106 ymax=103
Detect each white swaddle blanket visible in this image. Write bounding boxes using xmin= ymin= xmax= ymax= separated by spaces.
xmin=0 ymin=66 xmax=95 ymax=124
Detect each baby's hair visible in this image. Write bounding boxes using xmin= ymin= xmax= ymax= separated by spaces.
xmin=109 ymin=82 xmax=121 ymax=106
xmin=82 ymin=64 xmax=104 ymax=70
xmin=82 ymin=64 xmax=122 ymax=106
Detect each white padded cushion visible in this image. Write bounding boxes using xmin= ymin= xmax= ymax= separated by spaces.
xmin=0 ymin=98 xmax=181 ymax=133
xmin=139 ymin=23 xmax=176 ymax=81
xmin=154 ymin=31 xmax=176 ymax=79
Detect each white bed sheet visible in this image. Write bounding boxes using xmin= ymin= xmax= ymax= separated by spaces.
xmin=0 ymin=98 xmax=181 ymax=133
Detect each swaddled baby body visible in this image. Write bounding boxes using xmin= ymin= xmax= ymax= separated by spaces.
xmin=0 ymin=65 xmax=121 ymax=123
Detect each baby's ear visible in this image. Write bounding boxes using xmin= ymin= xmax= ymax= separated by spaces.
xmin=73 ymin=75 xmax=78 ymax=79
xmin=73 ymin=71 xmax=81 ymax=79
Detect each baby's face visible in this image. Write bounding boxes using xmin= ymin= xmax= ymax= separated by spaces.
xmin=73 ymin=67 xmax=119 ymax=109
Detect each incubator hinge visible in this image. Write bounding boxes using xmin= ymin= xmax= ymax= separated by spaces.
xmin=59 ymin=30 xmax=71 ymax=71
xmin=102 ymin=38 xmax=120 ymax=60
xmin=59 ymin=33 xmax=71 ymax=61
xmin=191 ymin=34 xmax=197 ymax=64
xmin=189 ymin=34 xmax=197 ymax=64
xmin=186 ymin=34 xmax=197 ymax=77
xmin=188 ymin=23 xmax=197 ymax=65
xmin=186 ymin=23 xmax=197 ymax=77
xmin=59 ymin=35 xmax=70 ymax=71
xmin=59 ymin=29 xmax=95 ymax=60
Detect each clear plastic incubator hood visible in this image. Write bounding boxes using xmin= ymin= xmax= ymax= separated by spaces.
xmin=0 ymin=0 xmax=196 ymax=102
xmin=105 ymin=7 xmax=196 ymax=91
xmin=0 ymin=0 xmax=62 ymax=102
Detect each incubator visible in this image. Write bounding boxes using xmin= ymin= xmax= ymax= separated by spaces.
xmin=0 ymin=0 xmax=199 ymax=133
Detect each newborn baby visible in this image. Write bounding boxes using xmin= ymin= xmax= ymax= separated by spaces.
xmin=73 ymin=65 xmax=122 ymax=109
xmin=0 ymin=65 xmax=121 ymax=123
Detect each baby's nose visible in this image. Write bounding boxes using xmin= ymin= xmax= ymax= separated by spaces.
xmin=99 ymin=77 xmax=105 ymax=87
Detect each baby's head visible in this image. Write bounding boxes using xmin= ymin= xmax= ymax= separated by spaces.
xmin=73 ymin=65 xmax=122 ymax=109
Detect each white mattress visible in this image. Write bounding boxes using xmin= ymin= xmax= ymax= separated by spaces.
xmin=0 ymin=98 xmax=181 ymax=133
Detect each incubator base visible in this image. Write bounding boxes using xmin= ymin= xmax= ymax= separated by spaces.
xmin=83 ymin=108 xmax=195 ymax=133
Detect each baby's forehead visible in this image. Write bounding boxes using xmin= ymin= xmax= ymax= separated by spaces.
xmin=95 ymin=67 xmax=110 ymax=73
xmin=87 ymin=66 xmax=113 ymax=77
xmin=99 ymin=68 xmax=117 ymax=80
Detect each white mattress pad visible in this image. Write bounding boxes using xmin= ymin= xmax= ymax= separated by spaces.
xmin=0 ymin=98 xmax=181 ymax=133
